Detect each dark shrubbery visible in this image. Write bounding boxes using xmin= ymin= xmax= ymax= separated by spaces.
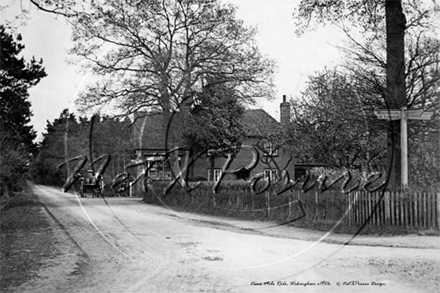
xmin=141 ymin=180 xmax=300 ymax=222
xmin=138 ymin=176 xmax=440 ymax=234
xmin=0 ymin=135 xmax=29 ymax=198
xmin=29 ymin=160 xmax=65 ymax=187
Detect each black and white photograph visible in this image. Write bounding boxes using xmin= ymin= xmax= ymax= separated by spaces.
xmin=1 ymin=0 xmax=439 ymax=292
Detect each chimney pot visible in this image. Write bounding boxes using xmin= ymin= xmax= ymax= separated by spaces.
xmin=280 ymin=95 xmax=290 ymax=125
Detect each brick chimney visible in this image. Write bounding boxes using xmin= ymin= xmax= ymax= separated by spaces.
xmin=280 ymin=95 xmax=291 ymax=125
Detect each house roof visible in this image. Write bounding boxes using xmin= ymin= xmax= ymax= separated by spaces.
xmin=133 ymin=108 xmax=279 ymax=151
xmin=132 ymin=111 xmax=184 ymax=151
xmin=242 ymin=109 xmax=280 ymax=138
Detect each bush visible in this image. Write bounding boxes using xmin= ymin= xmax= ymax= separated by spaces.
xmin=0 ymin=136 xmax=29 ymax=198
xmin=139 ymin=179 xmax=293 ymax=221
xmin=307 ymin=167 xmax=388 ymax=192
xmin=29 ymin=160 xmax=65 ymax=187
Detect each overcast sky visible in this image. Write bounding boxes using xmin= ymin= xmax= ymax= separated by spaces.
xmin=2 ymin=0 xmax=344 ymax=141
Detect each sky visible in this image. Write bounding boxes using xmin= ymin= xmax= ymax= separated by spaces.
xmin=1 ymin=0 xmax=344 ymax=141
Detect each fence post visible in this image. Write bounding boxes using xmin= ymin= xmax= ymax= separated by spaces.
xmin=351 ymin=192 xmax=356 ymax=226
xmin=414 ymin=193 xmax=419 ymax=228
xmin=428 ymin=193 xmax=435 ymax=227
xmin=266 ymin=191 xmax=270 ymax=218
xmin=288 ymin=194 xmax=292 ymax=218
xmin=422 ymin=193 xmax=428 ymax=227
xmin=360 ymin=191 xmax=364 ymax=226
xmin=390 ymin=192 xmax=394 ymax=226
xmin=348 ymin=193 xmax=352 ymax=227
xmin=437 ymin=193 xmax=440 ymax=229
xmin=363 ymin=191 xmax=367 ymax=226
xmin=409 ymin=193 xmax=413 ymax=228
xmin=355 ymin=191 xmax=359 ymax=226
xmin=428 ymin=193 xmax=433 ymax=228
xmin=384 ymin=192 xmax=390 ymax=226
xmin=376 ymin=192 xmax=381 ymax=226
xmin=418 ymin=192 xmax=423 ymax=228
xmin=372 ymin=192 xmax=377 ymax=226
xmin=331 ymin=190 xmax=335 ymax=221
xmin=379 ymin=192 xmax=383 ymax=226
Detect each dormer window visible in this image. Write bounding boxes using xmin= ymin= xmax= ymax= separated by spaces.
xmin=263 ymin=141 xmax=278 ymax=157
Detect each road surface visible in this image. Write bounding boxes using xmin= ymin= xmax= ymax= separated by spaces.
xmin=16 ymin=185 xmax=440 ymax=292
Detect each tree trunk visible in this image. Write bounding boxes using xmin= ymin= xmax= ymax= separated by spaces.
xmin=385 ymin=0 xmax=406 ymax=188
xmin=162 ymin=93 xmax=183 ymax=186
xmin=162 ymin=88 xmax=193 ymax=187
xmin=210 ymin=154 xmax=215 ymax=181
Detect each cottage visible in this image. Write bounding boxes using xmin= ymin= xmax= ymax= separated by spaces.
xmin=132 ymin=96 xmax=295 ymax=183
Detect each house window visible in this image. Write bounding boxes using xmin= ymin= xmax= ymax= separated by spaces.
xmin=263 ymin=141 xmax=278 ymax=156
xmin=264 ymin=169 xmax=278 ymax=181
xmin=148 ymin=160 xmax=171 ymax=181
xmin=207 ymin=169 xmax=222 ymax=181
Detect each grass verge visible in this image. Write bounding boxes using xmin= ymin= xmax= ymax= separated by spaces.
xmin=0 ymin=185 xmax=57 ymax=292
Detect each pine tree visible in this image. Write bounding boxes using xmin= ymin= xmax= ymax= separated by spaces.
xmin=0 ymin=25 xmax=47 ymax=155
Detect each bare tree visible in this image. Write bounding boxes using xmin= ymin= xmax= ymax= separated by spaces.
xmin=293 ymin=0 xmax=439 ymax=186
xmin=289 ymin=69 xmax=388 ymax=171
xmin=65 ymin=0 xmax=275 ymax=183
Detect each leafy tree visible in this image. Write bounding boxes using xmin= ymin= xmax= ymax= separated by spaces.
xmin=30 ymin=109 xmax=82 ymax=185
xmin=0 ymin=25 xmax=46 ymax=196
xmin=408 ymin=127 xmax=440 ymax=189
xmin=342 ymin=26 xmax=440 ymax=188
xmin=87 ymin=115 xmax=133 ymax=180
xmin=183 ymin=83 xmax=245 ymax=155
xmin=0 ymin=25 xmax=46 ymax=155
xmin=30 ymin=109 xmax=134 ymax=188
xmin=3 ymin=0 xmax=90 ymax=23
xmin=0 ymin=131 xmax=29 ymax=197
xmin=290 ymin=50 xmax=439 ymax=188
xmin=181 ymin=82 xmax=245 ymax=180
xmin=69 ymin=0 xmax=274 ymax=113
xmin=289 ymin=68 xmax=387 ymax=171
xmin=67 ymin=0 xmax=274 ymax=180
xmin=27 ymin=0 xmax=85 ymax=17
xmin=293 ymin=0 xmax=439 ymax=186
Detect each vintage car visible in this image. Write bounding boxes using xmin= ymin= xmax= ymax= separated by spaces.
xmin=79 ymin=170 xmax=104 ymax=198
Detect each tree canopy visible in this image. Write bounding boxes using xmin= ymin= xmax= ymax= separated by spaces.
xmin=31 ymin=109 xmax=133 ymax=187
xmin=293 ymin=0 xmax=440 ymax=187
xmin=290 ymin=68 xmax=387 ymax=170
xmin=183 ymin=82 xmax=245 ymax=156
xmin=290 ymin=65 xmax=439 ymax=188
xmin=63 ymin=0 xmax=276 ymax=182
xmin=68 ymin=0 xmax=275 ymax=116
xmin=0 ymin=25 xmax=46 ymax=155
xmin=0 ymin=25 xmax=47 ymax=196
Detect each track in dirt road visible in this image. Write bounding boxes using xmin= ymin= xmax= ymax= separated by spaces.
xmin=14 ymin=184 xmax=440 ymax=293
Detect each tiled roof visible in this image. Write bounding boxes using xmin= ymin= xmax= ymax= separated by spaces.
xmin=132 ymin=111 xmax=183 ymax=150
xmin=133 ymin=108 xmax=279 ymax=150
xmin=242 ymin=109 xmax=280 ymax=137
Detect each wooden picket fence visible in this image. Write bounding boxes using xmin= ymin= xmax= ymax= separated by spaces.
xmin=143 ymin=181 xmax=440 ymax=231
xmin=288 ymin=190 xmax=440 ymax=230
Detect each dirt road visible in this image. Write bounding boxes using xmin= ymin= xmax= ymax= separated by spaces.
xmin=13 ymin=185 xmax=440 ymax=292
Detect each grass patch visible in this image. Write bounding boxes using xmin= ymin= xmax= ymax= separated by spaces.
xmin=0 ymin=186 xmax=57 ymax=292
